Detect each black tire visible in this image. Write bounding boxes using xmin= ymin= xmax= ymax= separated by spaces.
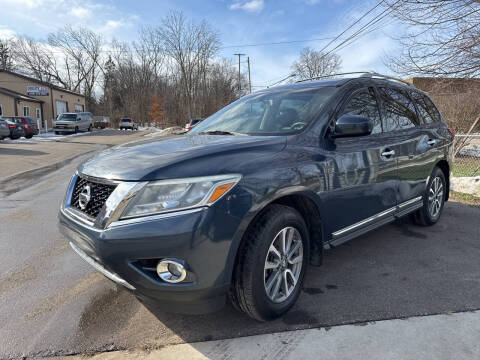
xmin=26 ymin=134 xmax=33 ymax=139
xmin=413 ymin=167 xmax=446 ymax=226
xmin=74 ymin=127 xmax=78 ymax=134
xmin=88 ymin=125 xmax=92 ymax=132
xmin=55 ymin=131 xmax=59 ymax=135
xmin=230 ymin=204 xmax=309 ymax=321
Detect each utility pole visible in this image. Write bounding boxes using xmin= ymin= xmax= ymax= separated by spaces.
xmin=234 ymin=53 xmax=245 ymax=91
xmin=247 ymin=57 xmax=252 ymax=93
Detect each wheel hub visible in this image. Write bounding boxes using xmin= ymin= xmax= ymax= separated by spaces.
xmin=263 ymin=226 xmax=303 ymax=303
xmin=428 ymin=176 xmax=444 ymax=218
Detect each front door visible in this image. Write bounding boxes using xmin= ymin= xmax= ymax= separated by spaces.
xmin=321 ymin=87 xmax=399 ymax=244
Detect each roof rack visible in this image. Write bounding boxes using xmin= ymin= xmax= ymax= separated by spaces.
xmin=295 ymin=71 xmax=413 ymax=87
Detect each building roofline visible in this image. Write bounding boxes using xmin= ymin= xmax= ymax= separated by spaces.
xmin=0 ymin=87 xmax=44 ymax=103
xmin=0 ymin=69 xmax=85 ymax=98
xmin=406 ymin=76 xmax=480 ymax=81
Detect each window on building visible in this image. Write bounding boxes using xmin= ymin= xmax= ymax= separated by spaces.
xmin=23 ymin=106 xmax=30 ymax=117
xmin=378 ymin=87 xmax=420 ymax=131
xmin=35 ymin=108 xmax=41 ymax=120
xmin=338 ymin=88 xmax=382 ymax=134
xmin=74 ymin=104 xmax=84 ymax=112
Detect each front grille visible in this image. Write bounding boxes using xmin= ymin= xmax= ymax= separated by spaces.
xmin=71 ymin=176 xmax=117 ymax=218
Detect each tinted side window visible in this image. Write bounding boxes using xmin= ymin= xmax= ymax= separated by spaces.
xmin=378 ymin=87 xmax=420 ymax=131
xmin=339 ymin=88 xmax=382 ymax=134
xmin=423 ymin=96 xmax=441 ymax=123
xmin=410 ymin=91 xmax=433 ymax=124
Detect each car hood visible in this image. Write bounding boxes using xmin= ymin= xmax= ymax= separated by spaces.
xmin=78 ymin=134 xmax=287 ymax=181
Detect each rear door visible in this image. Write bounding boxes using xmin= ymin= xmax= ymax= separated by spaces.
xmin=376 ymin=86 xmax=428 ymax=210
xmin=409 ymin=91 xmax=447 ymax=178
xmin=323 ymin=86 xmax=399 ymax=244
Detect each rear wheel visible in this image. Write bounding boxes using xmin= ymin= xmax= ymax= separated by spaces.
xmin=88 ymin=125 xmax=92 ymax=132
xmin=413 ymin=167 xmax=446 ymax=226
xmin=74 ymin=127 xmax=78 ymax=134
xmin=230 ymin=204 xmax=309 ymax=321
xmin=26 ymin=134 xmax=33 ymax=139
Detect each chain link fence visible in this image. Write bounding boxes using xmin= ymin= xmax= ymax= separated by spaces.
xmin=451 ymin=134 xmax=480 ymax=204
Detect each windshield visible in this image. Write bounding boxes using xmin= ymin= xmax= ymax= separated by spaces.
xmin=2 ymin=117 xmax=18 ymax=123
xmin=57 ymin=114 xmax=76 ymax=121
xmin=121 ymin=119 xmax=131 ymax=122
xmin=190 ymin=86 xmax=335 ymax=135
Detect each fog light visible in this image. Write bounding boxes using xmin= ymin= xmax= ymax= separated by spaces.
xmin=156 ymin=259 xmax=187 ymax=283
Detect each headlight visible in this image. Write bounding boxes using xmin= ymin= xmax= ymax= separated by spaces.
xmin=121 ymin=174 xmax=241 ymax=219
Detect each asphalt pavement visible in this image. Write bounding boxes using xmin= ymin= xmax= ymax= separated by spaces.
xmin=1 ymin=144 xmax=480 ymax=359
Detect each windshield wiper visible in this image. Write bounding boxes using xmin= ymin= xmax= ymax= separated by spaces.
xmin=198 ymin=130 xmax=245 ymax=136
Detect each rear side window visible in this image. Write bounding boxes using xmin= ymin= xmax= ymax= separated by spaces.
xmin=378 ymin=87 xmax=420 ymax=131
xmin=339 ymin=88 xmax=382 ymax=134
xmin=412 ymin=93 xmax=441 ymax=124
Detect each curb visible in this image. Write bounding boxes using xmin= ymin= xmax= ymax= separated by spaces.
xmin=0 ymin=145 xmax=106 ymax=197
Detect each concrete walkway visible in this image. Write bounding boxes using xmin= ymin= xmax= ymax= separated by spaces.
xmin=55 ymin=310 xmax=480 ymax=360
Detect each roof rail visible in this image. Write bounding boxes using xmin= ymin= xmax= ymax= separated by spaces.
xmin=295 ymin=71 xmax=413 ymax=87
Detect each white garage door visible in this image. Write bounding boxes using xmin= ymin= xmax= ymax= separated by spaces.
xmin=56 ymin=101 xmax=67 ymax=117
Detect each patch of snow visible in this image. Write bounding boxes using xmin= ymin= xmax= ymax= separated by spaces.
xmin=451 ymin=176 xmax=480 ymax=197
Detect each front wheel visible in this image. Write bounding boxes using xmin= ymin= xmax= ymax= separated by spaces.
xmin=88 ymin=125 xmax=92 ymax=132
xmin=74 ymin=127 xmax=78 ymax=134
xmin=230 ymin=204 xmax=309 ymax=321
xmin=413 ymin=167 xmax=446 ymax=226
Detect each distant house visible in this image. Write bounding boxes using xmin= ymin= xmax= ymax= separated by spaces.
xmin=0 ymin=69 xmax=86 ymax=128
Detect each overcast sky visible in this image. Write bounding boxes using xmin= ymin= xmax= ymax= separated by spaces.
xmin=0 ymin=0 xmax=400 ymax=88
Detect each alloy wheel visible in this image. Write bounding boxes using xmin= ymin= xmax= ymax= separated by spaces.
xmin=264 ymin=226 xmax=303 ymax=303
xmin=428 ymin=176 xmax=444 ymax=218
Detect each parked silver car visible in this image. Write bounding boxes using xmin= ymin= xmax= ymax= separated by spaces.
xmin=119 ymin=118 xmax=138 ymax=130
xmin=0 ymin=118 xmax=11 ymax=140
xmin=54 ymin=112 xmax=93 ymax=134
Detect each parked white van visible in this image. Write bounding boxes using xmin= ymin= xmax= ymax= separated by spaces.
xmin=54 ymin=112 xmax=93 ymax=134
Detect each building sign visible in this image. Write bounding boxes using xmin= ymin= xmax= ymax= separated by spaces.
xmin=27 ymin=86 xmax=49 ymax=96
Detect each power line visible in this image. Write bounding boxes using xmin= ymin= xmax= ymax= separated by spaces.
xmin=220 ymin=36 xmax=336 ymax=49
xmin=316 ymin=0 xmax=386 ymax=55
xmin=9 ymin=36 xmax=338 ymax=55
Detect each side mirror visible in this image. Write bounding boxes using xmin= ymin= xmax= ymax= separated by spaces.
xmin=332 ymin=114 xmax=372 ymax=138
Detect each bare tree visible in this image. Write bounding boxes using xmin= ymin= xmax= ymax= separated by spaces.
xmin=12 ymin=37 xmax=59 ymax=82
xmin=0 ymin=39 xmax=14 ymax=71
xmin=291 ymin=47 xmax=342 ymax=81
xmin=48 ymin=26 xmax=103 ymax=108
xmin=383 ymin=0 xmax=480 ymax=77
xmin=156 ymin=10 xmax=221 ymax=119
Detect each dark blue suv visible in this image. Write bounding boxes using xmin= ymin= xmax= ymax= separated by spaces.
xmin=59 ymin=73 xmax=454 ymax=321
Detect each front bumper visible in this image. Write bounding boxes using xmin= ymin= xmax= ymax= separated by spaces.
xmin=58 ymin=188 xmax=245 ymax=314
xmin=54 ymin=127 xmax=76 ymax=133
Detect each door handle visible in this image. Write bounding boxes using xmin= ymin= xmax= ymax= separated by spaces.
xmin=427 ymin=139 xmax=437 ymax=146
xmin=381 ymin=149 xmax=395 ymax=158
